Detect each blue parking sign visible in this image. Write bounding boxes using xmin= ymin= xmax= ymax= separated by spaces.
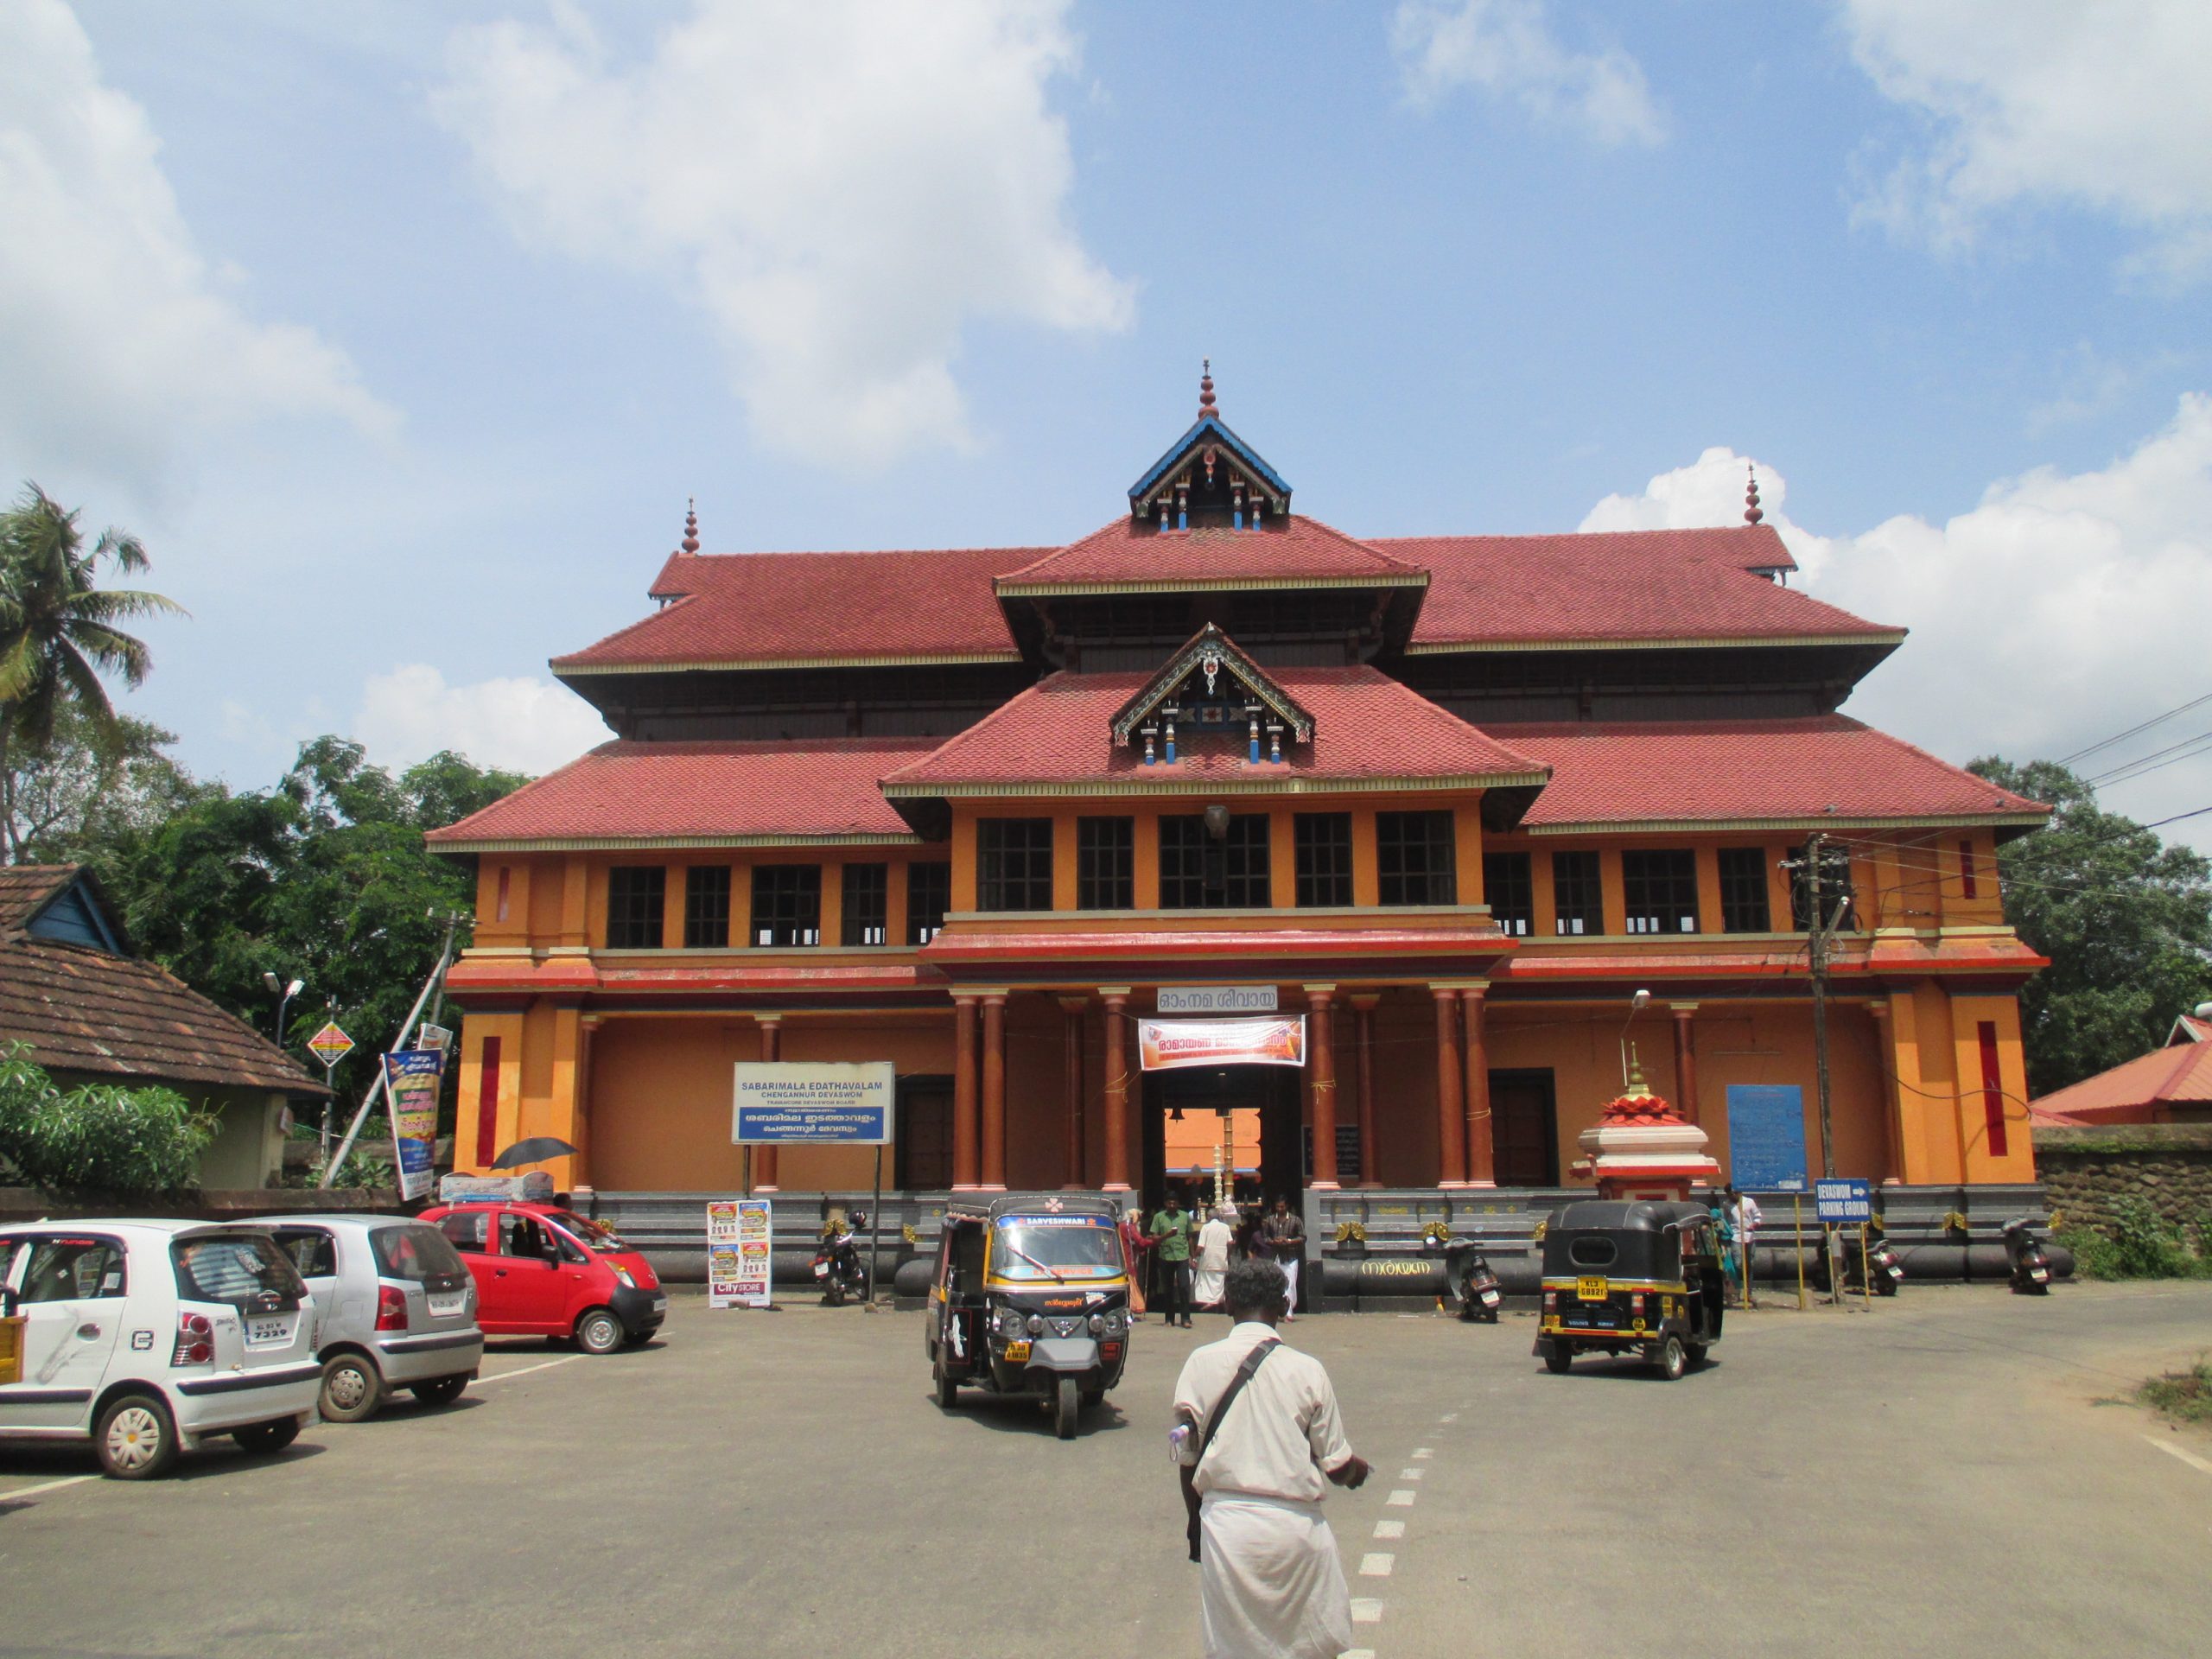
xmin=1815 ymin=1179 xmax=1872 ymax=1224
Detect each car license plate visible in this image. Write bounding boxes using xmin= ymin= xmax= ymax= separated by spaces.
xmin=652 ymin=1294 xmax=667 ymax=1314
xmin=813 ymin=1261 xmax=830 ymax=1279
xmin=428 ymin=1291 xmax=466 ymax=1318
xmin=2031 ymin=1268 xmax=2049 ymax=1281
xmin=246 ymin=1315 xmax=294 ymax=1346
xmin=1002 ymin=1340 xmax=1031 ymax=1363
xmin=1576 ymin=1276 xmax=1608 ymax=1301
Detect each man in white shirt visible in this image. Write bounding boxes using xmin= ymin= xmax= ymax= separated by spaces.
xmin=1191 ymin=1205 xmax=1236 ymax=1311
xmin=1729 ymin=1185 xmax=1764 ymax=1308
xmin=1172 ymin=1259 xmax=1370 ymax=1658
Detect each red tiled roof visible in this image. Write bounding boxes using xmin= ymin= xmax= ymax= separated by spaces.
xmin=0 ymin=865 xmax=325 ymax=1097
xmin=2030 ymin=1039 xmax=2212 ymax=1127
xmin=995 ymin=515 xmax=1424 ymax=594
xmin=883 ymin=667 xmax=1547 ymax=793
xmin=555 ymin=547 xmax=1041 ymax=671
xmin=1376 ymin=528 xmax=1900 ymax=647
xmin=425 ymin=739 xmax=943 ymax=849
xmin=1489 ymin=716 xmax=2049 ymax=830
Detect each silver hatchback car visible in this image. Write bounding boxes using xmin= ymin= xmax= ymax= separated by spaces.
xmin=244 ymin=1216 xmax=484 ymax=1422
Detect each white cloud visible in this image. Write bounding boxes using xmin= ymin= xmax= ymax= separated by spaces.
xmin=1843 ymin=0 xmax=2212 ymax=279
xmin=0 ymin=0 xmax=393 ymax=490
xmin=354 ymin=664 xmax=610 ymax=777
xmin=433 ymin=0 xmax=1132 ymax=467
xmin=1580 ymin=445 xmax=1839 ymax=580
xmin=1394 ymin=0 xmax=1665 ymax=148
xmin=1582 ymin=399 xmax=2212 ymax=843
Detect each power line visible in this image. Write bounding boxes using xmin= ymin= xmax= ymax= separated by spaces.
xmin=2056 ymin=688 xmax=2212 ymax=766
xmin=2082 ymin=724 xmax=2212 ymax=787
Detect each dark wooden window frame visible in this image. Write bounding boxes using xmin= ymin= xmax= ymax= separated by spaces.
xmin=1376 ymin=810 xmax=1457 ymax=907
xmin=752 ymin=865 xmax=822 ymax=947
xmin=606 ymin=866 xmax=665 ymax=950
xmin=1717 ymin=847 xmax=1772 ymax=933
xmin=1293 ymin=812 xmax=1353 ymax=908
xmin=683 ymin=865 xmax=732 ymax=949
xmin=1076 ymin=816 xmax=1135 ymax=911
xmin=977 ymin=817 xmax=1055 ymax=912
xmin=1482 ymin=849 xmax=1533 ymax=937
xmin=841 ymin=861 xmax=889 ymax=946
xmin=1550 ymin=850 xmax=1602 ymax=936
xmin=1159 ymin=813 xmax=1271 ymax=909
xmin=1621 ymin=849 xmax=1700 ymax=935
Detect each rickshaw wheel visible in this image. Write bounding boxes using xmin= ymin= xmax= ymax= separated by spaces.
xmin=1053 ymin=1376 xmax=1079 ymax=1440
xmin=1080 ymin=1387 xmax=1104 ymax=1409
xmin=1656 ymin=1335 xmax=1688 ymax=1381
xmin=1684 ymin=1340 xmax=1709 ymax=1369
xmin=1542 ymin=1344 xmax=1573 ymax=1375
xmin=934 ymin=1363 xmax=958 ymax=1409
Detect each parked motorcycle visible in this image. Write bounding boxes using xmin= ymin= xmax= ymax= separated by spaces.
xmin=1440 ymin=1239 xmax=1504 ymax=1323
xmin=2002 ymin=1217 xmax=2052 ymax=1295
xmin=813 ymin=1212 xmax=868 ymax=1306
xmin=1863 ymin=1229 xmax=1905 ymax=1295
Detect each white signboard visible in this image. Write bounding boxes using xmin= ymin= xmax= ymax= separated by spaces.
xmin=733 ymin=1061 xmax=895 ymax=1144
xmin=1155 ymin=985 xmax=1279 ymax=1015
xmin=708 ymin=1198 xmax=772 ymax=1309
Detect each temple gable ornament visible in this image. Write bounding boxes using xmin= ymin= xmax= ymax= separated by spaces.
xmin=1109 ymin=624 xmax=1313 ymax=766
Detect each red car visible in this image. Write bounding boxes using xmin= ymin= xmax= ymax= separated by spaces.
xmin=420 ymin=1202 xmax=664 ymax=1353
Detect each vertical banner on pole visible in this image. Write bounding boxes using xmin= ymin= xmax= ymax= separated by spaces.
xmin=732 ymin=1197 xmax=774 ymax=1308
xmin=383 ymin=1051 xmax=443 ymax=1201
xmin=707 ymin=1199 xmax=743 ymax=1308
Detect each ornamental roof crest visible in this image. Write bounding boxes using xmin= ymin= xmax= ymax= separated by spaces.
xmin=1109 ymin=625 xmax=1313 ymax=766
xmin=1128 ymin=361 xmax=1292 ymax=531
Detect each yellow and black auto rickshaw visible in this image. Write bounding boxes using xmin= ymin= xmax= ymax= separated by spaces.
xmin=1534 ymin=1199 xmax=1724 ymax=1380
xmin=925 ymin=1194 xmax=1132 ymax=1439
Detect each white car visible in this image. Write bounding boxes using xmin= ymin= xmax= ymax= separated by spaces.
xmin=0 ymin=1220 xmax=321 ymax=1478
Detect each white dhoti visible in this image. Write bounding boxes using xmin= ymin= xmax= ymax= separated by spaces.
xmin=1198 ymin=1491 xmax=1352 ymax=1659
xmin=1192 ymin=1266 xmax=1225 ymax=1306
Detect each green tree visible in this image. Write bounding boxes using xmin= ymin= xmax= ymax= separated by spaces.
xmin=1 ymin=702 xmax=199 ymax=863
xmin=0 ymin=484 xmax=185 ymax=861
xmin=1969 ymin=758 xmax=2212 ymax=1094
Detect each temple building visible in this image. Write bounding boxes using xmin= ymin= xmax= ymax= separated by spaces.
xmin=429 ymin=371 xmax=2049 ymax=1217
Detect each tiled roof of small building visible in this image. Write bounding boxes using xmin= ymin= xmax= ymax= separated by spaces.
xmin=2030 ymin=1039 xmax=2212 ymax=1126
xmin=995 ymin=515 xmax=1424 ymax=594
xmin=555 ymin=546 xmax=1042 ymax=671
xmin=425 ymin=738 xmax=944 ymax=849
xmin=1490 ymin=716 xmax=2049 ymax=831
xmin=881 ymin=666 xmax=1547 ymax=793
xmin=0 ymin=865 xmax=325 ymax=1096
xmin=1376 ymin=527 xmax=1900 ymax=648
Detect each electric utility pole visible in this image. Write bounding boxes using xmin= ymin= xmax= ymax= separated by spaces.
xmin=1787 ymin=834 xmax=1853 ymax=1181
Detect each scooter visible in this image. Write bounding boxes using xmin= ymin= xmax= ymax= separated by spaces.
xmin=2003 ymin=1217 xmax=2052 ymax=1295
xmin=812 ymin=1213 xmax=868 ymax=1306
xmin=1863 ymin=1230 xmax=1905 ymax=1295
xmin=1440 ymin=1240 xmax=1504 ymax=1322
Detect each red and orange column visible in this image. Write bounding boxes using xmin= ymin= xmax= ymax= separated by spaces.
xmin=980 ymin=992 xmax=1007 ymax=1192
xmin=951 ymin=995 xmax=979 ymax=1190
xmin=1351 ymin=993 xmax=1382 ymax=1188
xmin=1461 ymin=983 xmax=1494 ymax=1187
xmin=1058 ymin=995 xmax=1088 ymax=1189
xmin=1306 ymin=985 xmax=1338 ymax=1189
xmin=1433 ymin=986 xmax=1468 ymax=1187
xmin=754 ymin=1016 xmax=781 ymax=1192
xmin=1100 ymin=988 xmax=1132 ymax=1192
xmin=1670 ymin=1001 xmax=1700 ymax=1124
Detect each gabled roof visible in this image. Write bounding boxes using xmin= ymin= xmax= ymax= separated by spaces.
xmin=882 ymin=666 xmax=1548 ymax=798
xmin=1376 ymin=527 xmax=1902 ymax=651
xmin=0 ymin=864 xmax=325 ymax=1097
xmin=1109 ymin=625 xmax=1315 ymax=745
xmin=1128 ymin=414 xmax=1292 ymax=505
xmin=2030 ymin=1037 xmax=2212 ymax=1127
xmin=1487 ymin=716 xmax=2049 ymax=834
xmin=555 ymin=547 xmax=1039 ymax=674
xmin=424 ymin=738 xmax=943 ymax=851
xmin=995 ymin=514 xmax=1426 ymax=597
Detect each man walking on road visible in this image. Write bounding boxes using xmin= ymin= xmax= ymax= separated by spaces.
xmin=1172 ymin=1259 xmax=1370 ymax=1659
xmin=1151 ymin=1191 xmax=1195 ymax=1329
xmin=1262 ymin=1197 xmax=1306 ymax=1319
xmin=1192 ymin=1205 xmax=1236 ymax=1312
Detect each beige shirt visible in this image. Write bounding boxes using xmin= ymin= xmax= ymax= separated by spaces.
xmin=1173 ymin=1321 xmax=1354 ymax=1504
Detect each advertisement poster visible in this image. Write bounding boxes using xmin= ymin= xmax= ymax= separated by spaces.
xmin=383 ymin=1050 xmax=443 ymax=1202
xmin=1137 ymin=1017 xmax=1306 ymax=1071
xmin=734 ymin=1198 xmax=773 ymax=1308
xmin=732 ymin=1061 xmax=894 ymax=1144
xmin=707 ymin=1200 xmax=744 ymax=1308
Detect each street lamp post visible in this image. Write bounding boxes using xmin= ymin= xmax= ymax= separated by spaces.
xmin=262 ymin=971 xmax=304 ymax=1047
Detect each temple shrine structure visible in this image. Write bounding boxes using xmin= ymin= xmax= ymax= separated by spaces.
xmin=429 ymin=371 xmax=2049 ymax=1230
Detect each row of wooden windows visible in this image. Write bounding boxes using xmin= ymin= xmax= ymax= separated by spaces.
xmin=1479 ymin=845 xmax=1856 ymax=938
xmin=604 ymin=862 xmax=952 ymax=950
xmin=976 ymin=811 xmax=1459 ymax=912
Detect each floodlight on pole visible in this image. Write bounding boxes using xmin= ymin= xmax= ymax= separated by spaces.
xmin=264 ymin=971 xmax=304 ymax=1046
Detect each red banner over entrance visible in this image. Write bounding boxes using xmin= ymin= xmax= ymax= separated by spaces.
xmin=1137 ymin=1017 xmax=1306 ymax=1071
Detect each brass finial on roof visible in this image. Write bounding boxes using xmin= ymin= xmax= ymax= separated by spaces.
xmin=1198 ymin=357 xmax=1217 ymax=420
xmin=1744 ymin=465 xmax=1764 ymax=525
xmin=681 ymin=497 xmax=700 ymax=555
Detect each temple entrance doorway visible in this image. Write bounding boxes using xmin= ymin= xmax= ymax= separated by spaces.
xmin=1140 ymin=1064 xmax=1304 ymax=1215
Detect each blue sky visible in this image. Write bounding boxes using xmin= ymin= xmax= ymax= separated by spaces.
xmin=7 ymin=1 xmax=2211 ymax=842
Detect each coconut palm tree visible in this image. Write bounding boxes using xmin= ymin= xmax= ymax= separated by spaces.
xmin=0 ymin=483 xmax=185 ymax=861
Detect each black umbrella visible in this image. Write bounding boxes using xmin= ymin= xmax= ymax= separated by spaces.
xmin=489 ymin=1136 xmax=579 ymax=1169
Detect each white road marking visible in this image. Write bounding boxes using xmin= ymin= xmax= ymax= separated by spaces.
xmin=1351 ymin=1599 xmax=1384 ymax=1624
xmin=1399 ymin=1466 xmax=1425 ymax=1480
xmin=1413 ymin=1446 xmax=1433 ymax=1459
xmin=1373 ymin=1519 xmax=1406 ymax=1540
xmin=1440 ymin=1411 xmax=1459 ymax=1422
xmin=1386 ymin=1489 xmax=1417 ymax=1506
xmin=474 ymin=1356 xmax=583 ymax=1386
xmin=1 ymin=1473 xmax=98 ymax=1501
xmin=2145 ymin=1434 xmax=2212 ymax=1478
xmin=1344 ymin=1650 xmax=1377 ymax=1659
xmin=1359 ymin=1552 xmax=1395 ymax=1577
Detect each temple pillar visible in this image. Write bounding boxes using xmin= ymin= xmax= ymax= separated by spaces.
xmin=981 ymin=993 xmax=1007 ymax=1192
xmin=1869 ymin=998 xmax=1904 ymax=1185
xmin=1306 ymin=985 xmax=1338 ymax=1190
xmin=1433 ymin=986 xmax=1469 ymax=1187
xmin=1461 ymin=983 xmax=1495 ymax=1187
xmin=1670 ymin=1001 xmax=1700 ymax=1125
xmin=1058 ymin=995 xmax=1088 ymax=1189
xmin=951 ymin=995 xmax=980 ymax=1190
xmin=753 ymin=1017 xmax=781 ymax=1192
xmin=1100 ymin=988 xmax=1132 ymax=1192
xmin=1351 ymin=993 xmax=1382 ymax=1188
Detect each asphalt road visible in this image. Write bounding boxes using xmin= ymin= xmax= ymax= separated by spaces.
xmin=3 ymin=1281 xmax=2209 ymax=1659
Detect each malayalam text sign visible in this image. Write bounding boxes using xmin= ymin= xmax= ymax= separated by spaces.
xmin=733 ymin=1062 xmax=894 ymax=1144
xmin=1725 ymin=1084 xmax=1809 ymax=1192
xmin=307 ymin=1022 xmax=354 ymax=1066
xmin=1137 ymin=1017 xmax=1306 ymax=1071
xmin=1155 ymin=985 xmax=1280 ymax=1015
xmin=1816 ymin=1178 xmax=1872 ymax=1224
xmin=383 ymin=1050 xmax=442 ymax=1202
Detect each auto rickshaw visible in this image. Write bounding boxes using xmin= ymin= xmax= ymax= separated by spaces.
xmin=1533 ymin=1198 xmax=1724 ymax=1380
xmin=925 ymin=1194 xmax=1133 ymax=1439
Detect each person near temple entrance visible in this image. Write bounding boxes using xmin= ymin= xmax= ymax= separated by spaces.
xmin=1193 ymin=1205 xmax=1236 ymax=1312
xmin=1121 ymin=1204 xmax=1153 ymax=1320
xmin=1262 ymin=1197 xmax=1306 ymax=1320
xmin=1152 ymin=1191 xmax=1195 ymax=1329
xmin=1173 ymin=1258 xmax=1370 ymax=1659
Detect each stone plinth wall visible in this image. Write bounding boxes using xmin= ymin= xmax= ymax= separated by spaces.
xmin=2033 ymin=1126 xmax=2212 ymax=1236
